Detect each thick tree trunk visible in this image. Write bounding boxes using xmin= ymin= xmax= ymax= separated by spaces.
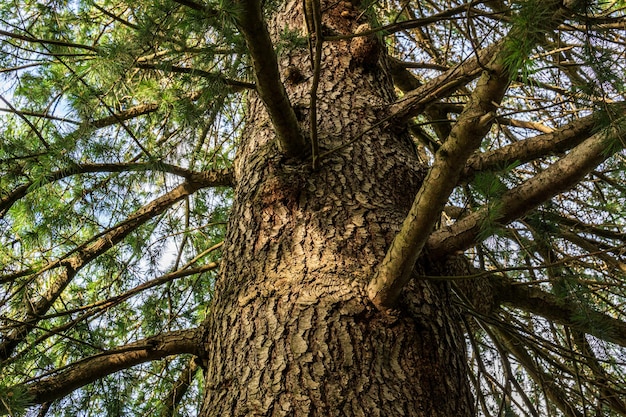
xmin=200 ymin=1 xmax=474 ymax=415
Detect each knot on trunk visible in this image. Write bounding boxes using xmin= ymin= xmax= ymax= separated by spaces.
xmin=350 ymin=23 xmax=381 ymax=70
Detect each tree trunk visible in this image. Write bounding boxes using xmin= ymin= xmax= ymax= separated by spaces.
xmin=200 ymin=1 xmax=474 ymax=415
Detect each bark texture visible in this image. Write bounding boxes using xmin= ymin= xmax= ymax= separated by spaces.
xmin=200 ymin=1 xmax=474 ymax=415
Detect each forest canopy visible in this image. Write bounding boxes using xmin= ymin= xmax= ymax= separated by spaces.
xmin=0 ymin=0 xmax=625 ymax=416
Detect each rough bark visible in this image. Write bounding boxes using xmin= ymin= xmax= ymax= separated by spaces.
xmin=199 ymin=1 xmax=474 ymax=415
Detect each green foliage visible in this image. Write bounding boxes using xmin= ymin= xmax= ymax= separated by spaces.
xmin=0 ymin=0 xmax=238 ymax=413
xmin=277 ymin=26 xmax=309 ymax=54
xmin=1 ymin=0 xmax=625 ymax=416
xmin=502 ymin=0 xmax=556 ymax=76
xmin=0 ymin=384 xmax=32 ymax=416
xmin=471 ymin=161 xmax=520 ymax=240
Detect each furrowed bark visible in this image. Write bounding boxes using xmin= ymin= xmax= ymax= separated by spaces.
xmin=199 ymin=0 xmax=474 ymax=415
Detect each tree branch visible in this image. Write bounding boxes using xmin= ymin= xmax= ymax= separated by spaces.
xmin=233 ymin=0 xmax=307 ymax=158
xmin=557 ymin=230 xmax=626 ymax=274
xmin=461 ymin=111 xmax=602 ymax=181
xmin=370 ymin=60 xmax=509 ymax=308
xmin=570 ymin=331 xmax=626 ymax=414
xmin=493 ymin=327 xmax=585 ymax=417
xmin=427 ymin=120 xmax=625 ymax=258
xmin=0 ymin=165 xmax=233 ymax=219
xmin=493 ymin=278 xmax=626 ymax=348
xmin=325 ymin=2 xmax=478 ymax=41
xmin=159 ymin=358 xmax=201 ymax=417
xmin=171 ymin=0 xmax=213 ymax=13
xmin=0 ymin=29 xmax=98 ymax=52
xmin=388 ymin=41 xmax=503 ymax=124
xmin=20 ymin=328 xmax=202 ymax=406
xmin=133 ymin=63 xmax=255 ymax=90
xmin=369 ymin=0 xmax=580 ymax=309
xmin=537 ymin=211 xmax=626 ymax=242
xmin=0 ymin=181 xmax=212 ymax=361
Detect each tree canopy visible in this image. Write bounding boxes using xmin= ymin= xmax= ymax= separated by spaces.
xmin=1 ymin=0 xmax=625 ymax=416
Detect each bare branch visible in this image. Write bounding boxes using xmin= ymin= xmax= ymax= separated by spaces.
xmin=558 ymin=230 xmax=626 ymax=274
xmin=493 ymin=278 xmax=626 ymax=348
xmin=233 ymin=0 xmax=307 ymax=158
xmin=462 ymin=111 xmax=602 ymax=180
xmin=428 ymin=121 xmax=625 ymax=258
xmin=0 ymin=107 xmax=79 ymax=125
xmin=538 ymin=211 xmax=626 ymax=242
xmin=388 ymin=41 xmax=503 ymax=124
xmin=22 ymin=328 xmax=202 ymax=405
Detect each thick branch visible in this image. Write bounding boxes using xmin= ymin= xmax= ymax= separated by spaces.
xmin=427 ymin=122 xmax=625 ymax=257
xmin=369 ymin=66 xmax=510 ymax=309
xmin=493 ymin=278 xmax=626 ymax=348
xmin=369 ymin=0 xmax=578 ymax=309
xmin=234 ymin=0 xmax=306 ymax=158
xmin=171 ymin=0 xmax=212 ymax=12
xmin=90 ymin=102 xmax=162 ymax=127
xmin=21 ymin=328 xmax=202 ymax=405
xmin=369 ymin=41 xmax=518 ymax=310
xmin=462 ymin=112 xmax=599 ymax=180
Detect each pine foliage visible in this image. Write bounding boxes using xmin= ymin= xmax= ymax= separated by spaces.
xmin=1 ymin=0 xmax=625 ymax=416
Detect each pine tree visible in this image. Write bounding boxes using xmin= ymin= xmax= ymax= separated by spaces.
xmin=1 ymin=0 xmax=625 ymax=415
